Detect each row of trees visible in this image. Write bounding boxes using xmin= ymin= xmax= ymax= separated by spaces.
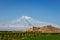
xmin=0 ymin=31 xmax=60 ymax=40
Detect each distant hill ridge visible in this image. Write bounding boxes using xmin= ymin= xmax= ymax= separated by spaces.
xmin=24 ymin=25 xmax=60 ymax=33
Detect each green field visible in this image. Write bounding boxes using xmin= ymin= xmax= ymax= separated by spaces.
xmin=0 ymin=31 xmax=60 ymax=40
xmin=23 ymin=35 xmax=60 ymax=40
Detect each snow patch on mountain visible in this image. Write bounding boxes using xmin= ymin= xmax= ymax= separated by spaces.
xmin=22 ymin=16 xmax=31 ymax=19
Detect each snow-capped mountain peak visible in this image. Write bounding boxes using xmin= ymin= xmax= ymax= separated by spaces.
xmin=0 ymin=16 xmax=59 ymax=31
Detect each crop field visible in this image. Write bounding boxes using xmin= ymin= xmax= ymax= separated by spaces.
xmin=0 ymin=31 xmax=60 ymax=40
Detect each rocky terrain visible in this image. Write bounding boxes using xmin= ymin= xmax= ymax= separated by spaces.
xmin=24 ymin=25 xmax=60 ymax=33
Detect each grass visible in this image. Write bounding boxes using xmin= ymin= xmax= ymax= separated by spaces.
xmin=22 ymin=35 xmax=60 ymax=40
xmin=14 ymin=34 xmax=60 ymax=40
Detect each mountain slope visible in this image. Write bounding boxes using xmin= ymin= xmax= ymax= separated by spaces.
xmin=24 ymin=25 xmax=60 ymax=33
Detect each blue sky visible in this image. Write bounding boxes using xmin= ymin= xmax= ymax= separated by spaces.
xmin=0 ymin=0 xmax=60 ymax=25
